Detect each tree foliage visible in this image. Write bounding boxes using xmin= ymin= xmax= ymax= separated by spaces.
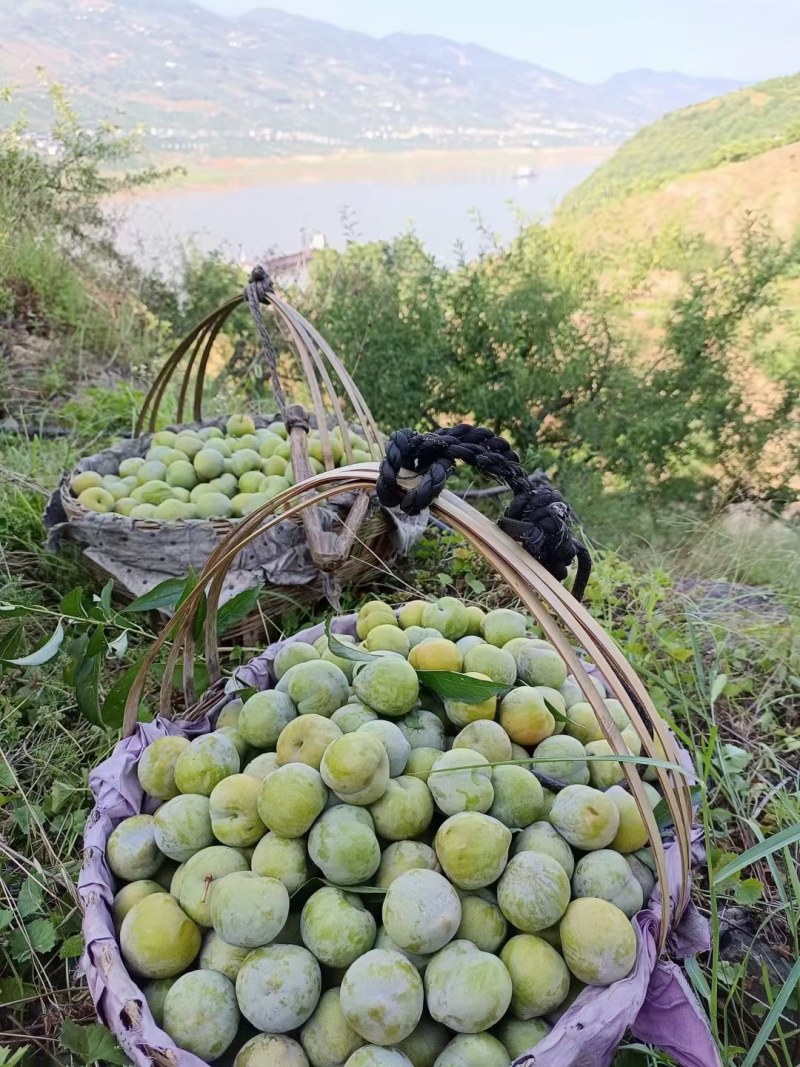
xmin=0 ymin=84 xmax=171 ymax=342
xmin=298 ymin=220 xmax=799 ymax=519
xmin=299 ymin=233 xmax=449 ymax=431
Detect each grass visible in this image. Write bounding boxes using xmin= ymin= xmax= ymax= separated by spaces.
xmin=4 ymin=426 xmax=798 ymax=1065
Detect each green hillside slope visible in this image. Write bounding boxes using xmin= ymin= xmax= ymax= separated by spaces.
xmin=562 ymin=72 xmax=800 ymax=216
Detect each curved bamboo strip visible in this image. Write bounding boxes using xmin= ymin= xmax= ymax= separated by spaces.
xmin=122 ymin=467 xmax=692 ymax=948
xmin=134 ymin=286 xmax=381 ymax=460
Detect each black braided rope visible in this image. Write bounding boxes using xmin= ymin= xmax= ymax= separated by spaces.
xmin=376 ymin=424 xmax=591 ymax=601
xmin=243 ymin=266 xmax=288 ymax=422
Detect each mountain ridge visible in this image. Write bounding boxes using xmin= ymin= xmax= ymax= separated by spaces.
xmin=1 ymin=0 xmax=742 ymax=158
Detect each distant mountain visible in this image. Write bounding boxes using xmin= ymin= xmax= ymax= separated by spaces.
xmin=0 ymin=0 xmax=742 ymax=157
xmin=562 ymin=72 xmax=800 ymax=216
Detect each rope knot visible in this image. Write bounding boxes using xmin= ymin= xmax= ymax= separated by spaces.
xmin=376 ymin=424 xmax=591 ymax=601
xmin=500 ymin=486 xmax=580 ymax=584
xmin=285 ymin=406 xmax=311 ymax=434
xmin=247 ymin=265 xmax=274 ymax=302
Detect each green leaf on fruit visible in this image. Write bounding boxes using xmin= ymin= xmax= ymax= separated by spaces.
xmin=292 ymin=876 xmax=386 ymax=901
xmin=632 ymin=848 xmax=656 ymax=872
xmin=322 ymin=880 xmax=386 ymax=895
xmin=543 ymin=697 xmax=569 ymax=724
xmin=580 ymin=752 xmax=692 ymax=776
xmin=324 ymin=619 xmax=375 ymax=663
xmin=416 ymin=671 xmax=508 ymax=702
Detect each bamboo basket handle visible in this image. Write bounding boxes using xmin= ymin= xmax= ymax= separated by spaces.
xmin=121 ymin=469 xmax=689 ymax=950
xmin=134 ymin=269 xmax=382 ymax=459
xmin=123 ymin=437 xmax=692 ymax=949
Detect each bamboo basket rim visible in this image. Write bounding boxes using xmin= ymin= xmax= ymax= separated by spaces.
xmin=57 ymin=412 xmax=366 ymax=527
xmin=76 ymin=503 xmax=399 ymax=646
xmin=122 ymin=465 xmax=695 ymax=950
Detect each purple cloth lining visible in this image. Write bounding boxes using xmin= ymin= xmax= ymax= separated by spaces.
xmin=79 ymin=615 xmax=721 ymax=1067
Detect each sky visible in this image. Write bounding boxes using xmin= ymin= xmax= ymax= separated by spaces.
xmin=195 ymin=0 xmax=799 ymax=84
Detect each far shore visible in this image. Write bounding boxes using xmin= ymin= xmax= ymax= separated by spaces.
xmin=115 ymin=145 xmax=614 ymax=200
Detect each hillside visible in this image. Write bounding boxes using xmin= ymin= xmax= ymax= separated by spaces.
xmin=552 ymin=78 xmax=800 ymax=422
xmin=0 ymin=0 xmax=738 ymax=157
xmin=562 ymin=72 xmax=800 ymax=217
xmin=564 ymin=141 xmax=800 ymax=256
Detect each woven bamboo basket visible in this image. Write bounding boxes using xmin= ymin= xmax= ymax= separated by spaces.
xmin=78 ymin=464 xmax=715 ymax=1067
xmin=45 ymin=270 xmax=410 ymax=639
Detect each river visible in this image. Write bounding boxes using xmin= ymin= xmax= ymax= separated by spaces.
xmin=113 ymin=153 xmax=604 ymax=270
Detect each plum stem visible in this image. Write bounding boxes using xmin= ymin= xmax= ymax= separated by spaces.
xmin=201 ymin=874 xmax=213 ymax=903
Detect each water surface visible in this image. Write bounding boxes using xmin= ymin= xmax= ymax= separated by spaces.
xmin=114 ymin=157 xmax=600 ymax=269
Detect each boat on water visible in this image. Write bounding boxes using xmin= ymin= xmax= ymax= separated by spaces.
xmin=513 ymin=165 xmax=536 ymax=180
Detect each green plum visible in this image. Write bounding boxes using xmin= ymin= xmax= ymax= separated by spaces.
xmin=236 ymin=944 xmax=321 ymax=1032
xmin=162 ymin=970 xmax=239 ymax=1061
xmin=211 ymin=870 xmax=290 ymax=949
xmin=301 ymin=887 xmax=377 ymax=968
xmin=300 ymin=987 xmax=365 ymax=1067
xmin=424 ymin=940 xmax=512 ymax=1033
xmin=120 ymin=893 xmax=201 ymax=978
xmin=257 ymin=763 xmax=328 ymax=837
xmin=434 ymin=812 xmax=511 ymax=889
xmin=106 ymin=814 xmax=161 ymax=881
xmin=277 ymin=660 xmax=350 ymax=717
xmin=179 ymin=845 xmax=249 ymax=926
xmin=239 ymin=690 xmax=297 ymax=749
xmin=382 ymin=869 xmax=461 ymax=954
xmin=340 ymin=949 xmax=424 ymax=1045
xmin=251 ymin=831 xmax=310 ymax=894
xmin=173 ymin=732 xmax=240 ymax=796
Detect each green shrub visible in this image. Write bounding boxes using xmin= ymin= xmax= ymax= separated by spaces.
xmin=299 ymin=220 xmax=798 ymax=521
xmin=0 ymin=86 xmax=172 ymax=381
